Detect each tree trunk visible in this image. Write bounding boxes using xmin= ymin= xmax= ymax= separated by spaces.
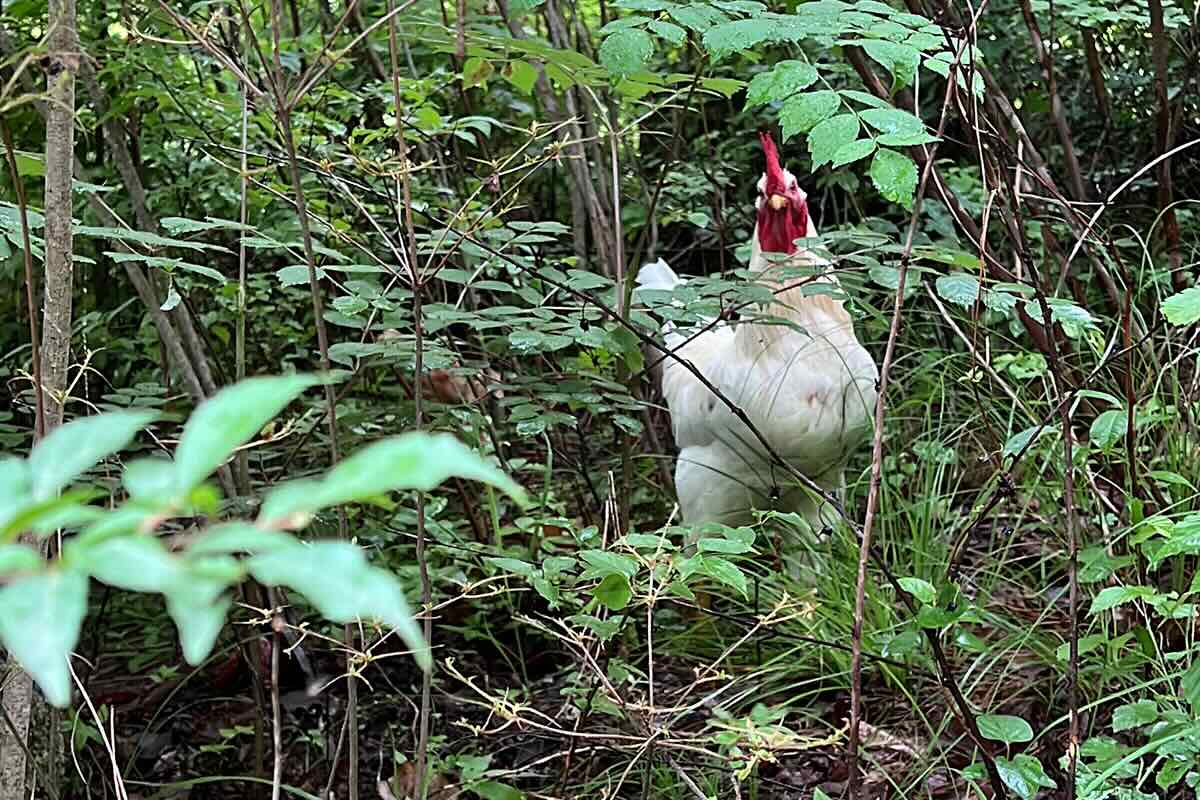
xmin=0 ymin=1 xmax=75 ymax=797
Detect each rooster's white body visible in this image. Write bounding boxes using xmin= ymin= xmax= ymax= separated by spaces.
xmin=638 ymin=156 xmax=877 ymax=531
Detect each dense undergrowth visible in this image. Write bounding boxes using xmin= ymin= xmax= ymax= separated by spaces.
xmin=1 ymin=0 xmax=1199 ymax=798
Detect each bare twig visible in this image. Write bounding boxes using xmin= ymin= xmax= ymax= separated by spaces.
xmin=0 ymin=118 xmax=43 ymax=440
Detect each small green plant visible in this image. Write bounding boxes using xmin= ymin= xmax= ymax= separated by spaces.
xmin=0 ymin=373 xmax=525 ymax=707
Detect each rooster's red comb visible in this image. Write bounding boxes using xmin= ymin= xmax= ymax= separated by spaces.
xmin=759 ymin=130 xmax=785 ymax=187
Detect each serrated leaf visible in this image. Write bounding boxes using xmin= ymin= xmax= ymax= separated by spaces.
xmin=28 ymin=410 xmax=158 ymax=501
xmin=0 ymin=569 xmax=88 ymax=706
xmin=935 ymin=273 xmax=979 ymax=307
xmin=648 ymin=19 xmax=686 ymax=44
xmin=1161 ymin=287 xmax=1200 ymax=326
xmin=779 ymin=90 xmax=840 ymax=141
xmin=869 ymin=147 xmax=917 ymax=208
xmin=600 ymin=27 xmax=654 ymax=76
xmin=668 ymin=3 xmax=729 ymax=31
xmin=1112 ymin=700 xmax=1158 ymax=732
xmin=808 ymin=113 xmax=860 ymax=168
xmin=745 ymin=60 xmax=818 ymax=106
xmin=594 ymin=573 xmax=632 ymax=610
xmin=175 ymin=375 xmax=320 ymax=493
xmin=860 ymin=107 xmax=936 ymax=146
xmin=702 ymin=17 xmax=775 ymax=58
xmin=978 ymin=714 xmax=1035 ymax=744
xmin=862 ymin=39 xmax=920 ymax=88
xmin=831 ymin=137 xmax=877 ymax=166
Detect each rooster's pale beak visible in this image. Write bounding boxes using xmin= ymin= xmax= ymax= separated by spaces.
xmin=768 ymin=194 xmax=788 ymax=211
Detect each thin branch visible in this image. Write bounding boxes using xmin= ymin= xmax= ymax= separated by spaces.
xmin=1 ymin=118 xmax=43 ymax=440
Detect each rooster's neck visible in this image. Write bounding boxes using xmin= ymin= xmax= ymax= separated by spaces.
xmin=744 ymin=222 xmax=851 ymax=339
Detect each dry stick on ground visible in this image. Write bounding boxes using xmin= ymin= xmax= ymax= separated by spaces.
xmin=847 ymin=50 xmax=963 ymax=798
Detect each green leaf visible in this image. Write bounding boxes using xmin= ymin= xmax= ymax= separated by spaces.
xmin=0 ymin=569 xmax=88 ymax=706
xmin=462 ymin=57 xmax=494 ymax=88
xmin=594 ymin=573 xmax=633 ymax=610
xmin=0 ymin=457 xmax=33 ymax=531
xmin=1022 ymin=298 xmax=1097 ymax=330
xmin=668 ymin=3 xmax=728 ymax=31
xmin=472 ymin=781 xmax=524 ymax=800
xmin=831 ymin=137 xmax=877 ymax=167
xmin=779 ymin=90 xmax=840 ymax=141
xmin=28 ymin=410 xmax=158 ymax=501
xmin=174 ymin=374 xmax=321 ymax=492
xmin=188 ymin=523 xmax=295 ymax=555
xmin=0 ymin=544 xmax=42 ymax=576
xmin=860 ymin=107 xmax=937 ymax=145
xmin=934 ymin=273 xmax=979 ymax=307
xmin=978 ymin=714 xmax=1035 ymax=744
xmin=579 ymin=550 xmax=640 ymax=579
xmin=1089 ymin=409 xmax=1127 ymax=449
xmin=106 ymin=252 xmax=226 ymax=283
xmin=599 ymin=27 xmax=654 ymax=76
xmin=1182 ymin=659 xmax=1200 ymax=713
xmin=1148 ymin=515 xmax=1200 ymax=567
xmin=702 ymin=18 xmax=775 ymax=58
xmin=744 ymin=60 xmax=818 ymax=106
xmin=696 ymin=536 xmax=753 ymax=555
xmin=648 ymin=19 xmax=686 ymax=44
xmin=862 ymin=39 xmax=920 ymax=88
xmin=869 ymin=148 xmax=917 ymax=208
xmin=502 ymin=60 xmax=539 ymax=94
xmin=898 ymin=576 xmax=935 ymax=604
xmin=1156 ymin=758 xmax=1188 ymax=791
xmin=122 ymin=457 xmax=178 ymax=502
xmin=167 ymin=591 xmax=232 ymax=666
xmin=1088 ymin=585 xmax=1157 ymax=614
xmin=1002 ymin=425 xmax=1047 ymax=457
xmin=1112 ymin=699 xmax=1158 ymax=732
xmin=259 ymin=433 xmax=525 ymax=523
xmin=84 ymin=535 xmax=181 ymax=593
xmin=807 ymin=113 xmax=860 ymax=168
xmin=249 ymin=542 xmax=429 ymax=669
xmin=1161 ymin=287 xmax=1200 ymax=326
xmin=995 ymin=755 xmax=1055 ymax=800
xmin=694 ymin=555 xmax=748 ymax=599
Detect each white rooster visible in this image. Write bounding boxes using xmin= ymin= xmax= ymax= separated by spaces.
xmin=637 ymin=132 xmax=878 ymax=533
